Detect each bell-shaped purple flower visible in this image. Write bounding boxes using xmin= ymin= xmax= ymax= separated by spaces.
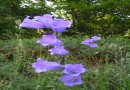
xmin=81 ymin=36 xmax=101 ymax=48
xmin=92 ymin=36 xmax=101 ymax=41
xmin=37 ymin=34 xmax=62 ymax=46
xmin=49 ymin=46 xmax=69 ymax=55
xmin=81 ymin=38 xmax=93 ymax=45
xmin=63 ymin=64 xmax=87 ymax=75
xmin=50 ymin=19 xmax=72 ymax=33
xmin=32 ymin=58 xmax=61 ymax=73
xmin=59 ymin=74 xmax=83 ymax=86
xmin=34 ymin=14 xmax=53 ymax=28
xmin=89 ymin=43 xmax=98 ymax=48
xmin=19 ymin=16 xmax=43 ymax=29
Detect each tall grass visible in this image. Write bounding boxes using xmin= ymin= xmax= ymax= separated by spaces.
xmin=0 ymin=36 xmax=130 ymax=90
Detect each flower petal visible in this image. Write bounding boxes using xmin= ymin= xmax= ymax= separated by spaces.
xmin=19 ymin=16 xmax=43 ymax=29
xmin=59 ymin=74 xmax=83 ymax=86
xmin=49 ymin=46 xmax=69 ymax=55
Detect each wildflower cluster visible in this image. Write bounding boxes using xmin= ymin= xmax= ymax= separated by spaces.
xmin=32 ymin=58 xmax=86 ymax=86
xmin=19 ymin=14 xmax=100 ymax=87
xmin=19 ymin=14 xmax=72 ymax=33
xmin=81 ymin=36 xmax=101 ymax=48
xmin=20 ymin=14 xmax=70 ymax=55
xmin=59 ymin=64 xmax=86 ymax=86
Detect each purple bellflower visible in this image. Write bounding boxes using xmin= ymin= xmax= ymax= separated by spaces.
xmin=92 ymin=36 xmax=101 ymax=41
xmin=89 ymin=43 xmax=98 ymax=48
xmin=59 ymin=74 xmax=83 ymax=86
xmin=81 ymin=36 xmax=101 ymax=48
xmin=32 ymin=58 xmax=61 ymax=73
xmin=19 ymin=16 xmax=43 ymax=29
xmin=81 ymin=38 xmax=93 ymax=45
xmin=63 ymin=64 xmax=86 ymax=75
xmin=49 ymin=46 xmax=69 ymax=55
xmin=34 ymin=14 xmax=53 ymax=28
xmin=37 ymin=34 xmax=62 ymax=46
xmin=50 ymin=19 xmax=72 ymax=33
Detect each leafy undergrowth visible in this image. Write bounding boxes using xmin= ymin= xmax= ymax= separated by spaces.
xmin=0 ymin=36 xmax=130 ymax=90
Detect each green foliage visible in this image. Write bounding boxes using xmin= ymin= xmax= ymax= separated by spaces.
xmin=0 ymin=0 xmax=20 ymax=39
xmin=51 ymin=0 xmax=130 ymax=36
xmin=0 ymin=0 xmax=52 ymax=39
